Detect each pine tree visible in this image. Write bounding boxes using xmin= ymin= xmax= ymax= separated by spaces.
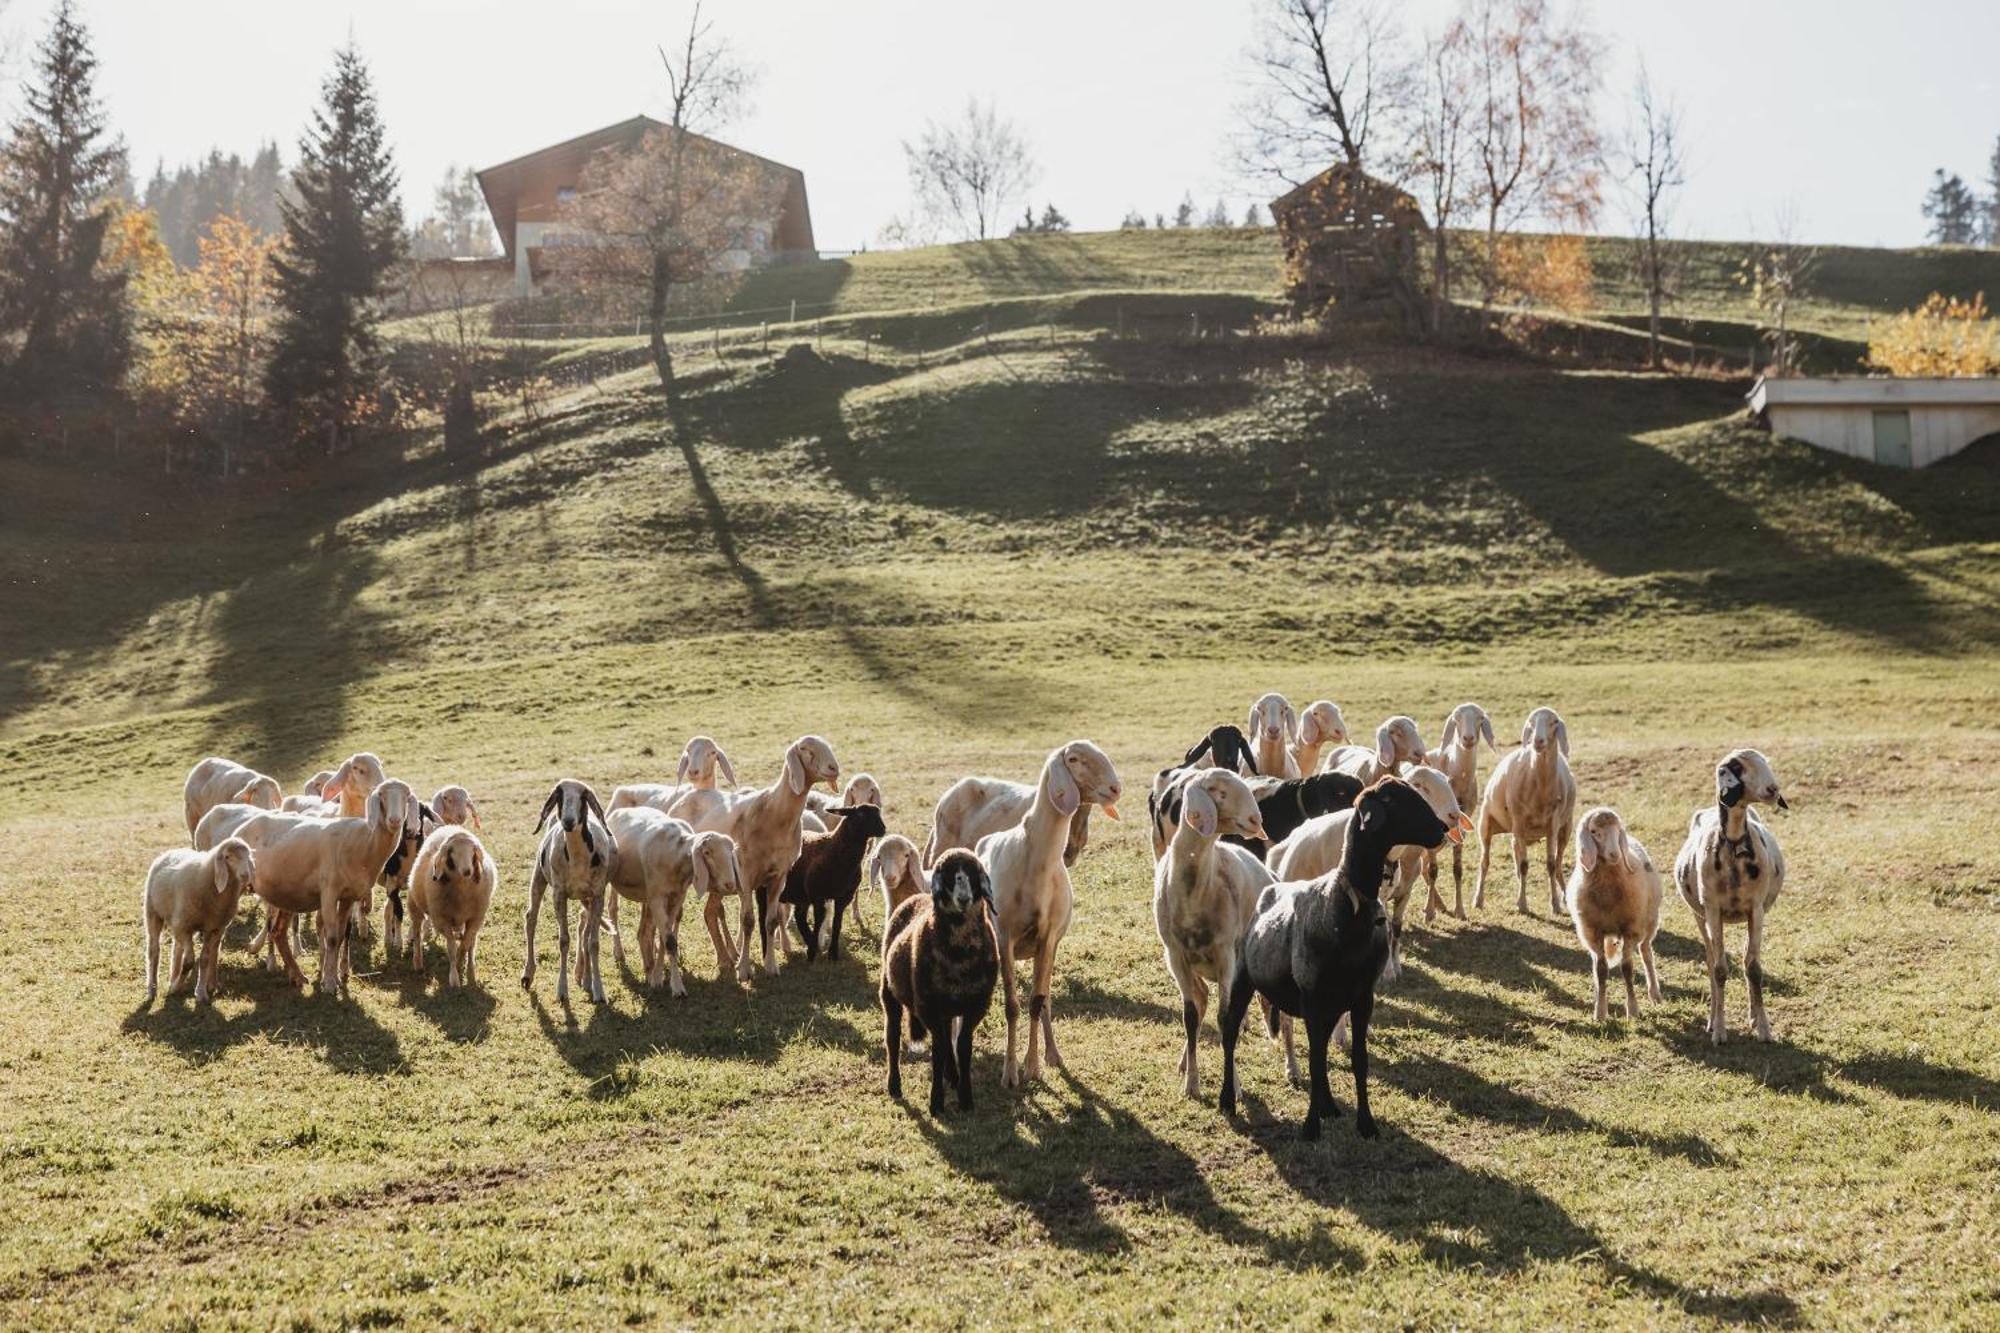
xmin=1920 ymin=169 xmax=1978 ymax=246
xmin=1037 ymin=202 xmax=1070 ymax=232
xmin=264 ymin=45 xmax=405 ymax=454
xmin=1984 ymin=135 xmax=2000 ymax=247
xmin=1242 ymin=202 xmax=1265 ymax=227
xmin=0 ymin=0 xmax=129 ymax=397
xmin=1173 ymin=192 xmax=1196 ymax=228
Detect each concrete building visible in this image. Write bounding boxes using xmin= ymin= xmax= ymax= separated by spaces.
xmin=1747 ymin=376 xmax=2000 ymax=468
xmin=474 ymin=116 xmax=814 ymax=297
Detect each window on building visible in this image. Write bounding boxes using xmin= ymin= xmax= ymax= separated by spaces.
xmin=556 ymin=186 xmax=576 ymax=203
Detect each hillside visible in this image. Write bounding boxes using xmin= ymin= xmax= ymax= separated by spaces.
xmin=3 ymin=238 xmax=1999 ymax=1326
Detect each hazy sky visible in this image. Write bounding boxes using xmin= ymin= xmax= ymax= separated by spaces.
xmin=13 ymin=0 xmax=2000 ymax=251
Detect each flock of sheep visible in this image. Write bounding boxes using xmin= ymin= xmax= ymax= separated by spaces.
xmin=145 ymin=693 xmax=1791 ymax=1137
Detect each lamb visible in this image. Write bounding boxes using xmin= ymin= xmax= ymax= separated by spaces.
xmin=521 ymin=778 xmax=616 ymax=1004
xmin=1288 ymin=700 xmax=1349 ymax=777
xmin=604 ymin=808 xmax=743 ymax=995
xmin=1247 ymin=692 xmax=1301 ymax=779
xmin=1420 ymin=702 xmax=1498 ymax=921
xmin=777 ymin=804 xmax=888 ymax=962
xmin=1567 ymin=807 xmax=1664 ymax=1021
xmin=221 ymin=779 xmax=417 ymax=996
xmin=609 ymin=735 xmax=737 ymax=820
xmin=429 ymin=784 xmax=482 ymax=829
xmin=924 ymin=757 xmax=1109 ymax=872
xmin=1152 ymin=769 xmax=1272 ymax=1097
xmin=1219 ymin=777 xmax=1452 ymax=1140
xmin=1672 ymin=749 xmax=1791 ymax=1044
xmin=869 ymin=834 xmax=928 ymax=920
xmin=1473 ymin=706 xmax=1578 ymax=915
xmin=975 ymin=740 xmax=1123 ymax=1087
xmin=142 ymin=837 xmax=257 ymax=1004
xmin=406 ymin=825 xmax=497 ymax=988
xmin=182 ymin=757 xmax=282 ymax=839
xmin=1265 ymin=764 xmax=1469 ymax=984
xmin=881 ymin=849 xmax=1001 ymax=1115
xmin=1320 ymin=715 xmax=1427 ymax=785
xmin=684 ymin=736 xmax=840 ymax=979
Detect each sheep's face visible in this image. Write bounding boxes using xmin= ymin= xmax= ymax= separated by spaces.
xmin=1718 ymin=750 xmax=1787 ymax=810
xmin=930 ymin=850 xmax=990 ymax=916
xmin=1376 ymin=716 xmax=1426 ymax=769
xmin=1400 ymin=765 xmax=1470 ymax=842
xmin=303 ymin=769 xmax=335 ymax=798
xmin=434 ymin=833 xmax=484 ymax=886
xmin=1576 ymin=807 xmax=1640 ymax=873
xmin=1297 ymin=700 xmax=1348 ymax=750
xmin=1191 ymin=769 xmax=1267 ymax=842
xmin=235 ymin=775 xmax=282 ymax=809
xmin=1355 ymin=778 xmax=1452 ymax=860
xmin=215 ymin=838 xmax=256 ymax=897
xmin=432 ymin=785 xmax=480 ymax=829
xmin=1442 ymin=703 xmax=1496 ymax=752
xmin=832 ymin=804 xmax=888 ymax=841
xmin=323 ymin=752 xmax=387 ymax=806
xmin=784 ymin=736 xmax=840 ymax=796
xmin=368 ymin=780 xmax=416 ymax=833
xmin=878 ymin=839 xmax=920 ymax=894
xmin=1248 ymin=693 xmax=1296 ymax=749
xmin=1057 ymin=741 xmax=1122 ymax=819
xmin=1522 ymin=707 xmax=1569 ymax=759
xmin=680 ymin=736 xmax=736 ymax=789
xmin=844 ymin=773 xmax=883 ymax=808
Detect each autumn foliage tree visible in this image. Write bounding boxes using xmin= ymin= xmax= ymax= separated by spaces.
xmin=178 ymin=215 xmax=279 ymax=474
xmin=1866 ymin=293 xmax=2000 ymax=377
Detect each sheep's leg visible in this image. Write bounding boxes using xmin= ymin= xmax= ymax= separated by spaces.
xmin=607 ymin=892 xmax=626 ymax=967
xmin=1547 ymin=833 xmax=1566 ymax=914
xmin=144 ymin=907 xmax=164 ymax=1003
xmin=827 ymin=898 xmax=848 ymax=962
xmin=554 ymin=893 xmax=573 ymax=1005
xmin=883 ymin=988 xmax=904 ymax=1100
xmin=798 ymin=901 xmax=821 ymax=963
xmin=1349 ymin=991 xmax=1379 ymax=1139
xmin=407 ymin=898 xmax=426 ymax=973
xmin=1332 ymin=1011 xmax=1350 ymax=1051
xmin=632 ymin=900 xmax=655 ymax=990
xmin=1302 ymin=1011 xmax=1338 ymax=1142
xmin=1451 ymin=839 xmax=1466 ymax=918
xmin=758 ymin=884 xmax=782 ymax=978
xmin=664 ymin=919 xmax=685 ymax=999
xmin=1591 ymin=947 xmax=1610 ymax=1022
xmin=1179 ymin=975 xmax=1210 ymax=1100
xmin=1512 ymin=837 xmax=1531 ymax=914
xmin=1000 ymin=941 xmax=1022 ymax=1089
xmin=1704 ymin=900 xmax=1728 ymax=1044
xmin=701 ymin=893 xmax=735 ymax=977
xmin=1420 ymin=850 xmax=1444 ymax=924
xmin=1473 ymin=819 xmax=1496 ymax=910
xmin=954 ymin=1013 xmax=976 ymax=1111
xmin=1620 ymin=941 xmax=1639 ymax=1019
xmin=270 ymin=913 xmax=308 ymax=990
xmin=1641 ymin=935 xmax=1663 ymax=1002
xmin=167 ymin=932 xmax=192 ymax=995
xmin=1030 ymin=938 xmax=1063 ymax=1074
xmin=462 ymin=926 xmax=480 ymax=987
xmin=928 ymin=1009 xmax=953 ymax=1116
xmin=1279 ymin=1013 xmax=1302 ymax=1086
xmin=521 ymin=865 xmax=547 ymax=992
xmin=1745 ymin=898 xmax=1771 ymax=1042
xmin=580 ymin=896 xmax=606 ymax=1003
xmin=1383 ymin=869 xmax=1413 ymax=985
xmin=446 ymin=931 xmax=463 ymax=988
xmin=1217 ymin=960 xmax=1254 ymax=1117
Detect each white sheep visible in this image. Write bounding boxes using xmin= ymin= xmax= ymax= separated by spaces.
xmin=1152 ymin=769 xmax=1272 ymax=1098
xmin=1567 ymin=807 xmax=1664 ymax=1020
xmin=1673 ymin=749 xmax=1791 ymax=1043
xmin=429 ymin=784 xmax=482 ymax=829
xmin=1474 ymin=706 xmax=1577 ymax=915
xmin=223 ymin=779 xmax=417 ymax=995
xmin=925 ymin=761 xmax=1108 ymax=872
xmin=280 ymin=769 xmax=337 ymax=813
xmin=1421 ymin=702 xmax=1498 ymax=920
xmin=976 ymin=741 xmax=1123 ymax=1087
xmin=870 ymin=833 xmax=928 ymax=920
xmin=319 ymin=752 xmax=387 ymax=817
xmin=143 ymin=837 xmax=257 ymax=1004
xmin=182 ymin=757 xmax=282 ymax=840
xmin=1320 ymin=715 xmax=1427 ymax=785
xmin=1288 ymin=699 xmax=1349 ymax=777
xmin=407 ymin=825 xmax=497 ymax=988
xmin=1247 ymin=692 xmax=1301 ymax=779
xmin=522 ymin=778 xmax=617 ymax=1004
xmin=609 ymin=735 xmax=737 ymax=819
xmin=605 ymin=806 xmax=744 ymax=995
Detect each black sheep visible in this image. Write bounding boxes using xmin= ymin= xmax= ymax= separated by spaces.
xmin=775 ymin=804 xmax=887 ymax=962
xmin=881 ymin=849 xmax=1001 ymax=1114
xmin=1218 ymin=777 xmax=1450 ymax=1140
xmin=1154 ymin=772 xmax=1365 ymax=863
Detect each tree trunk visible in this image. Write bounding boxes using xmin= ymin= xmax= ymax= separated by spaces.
xmin=1431 ymin=228 xmax=1452 ymax=335
xmin=1645 ymin=229 xmax=1662 ymax=369
xmin=649 ymin=251 xmax=677 ymax=398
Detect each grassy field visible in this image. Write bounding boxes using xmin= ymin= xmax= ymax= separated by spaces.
xmin=3 ymin=276 xmax=1999 ymax=1325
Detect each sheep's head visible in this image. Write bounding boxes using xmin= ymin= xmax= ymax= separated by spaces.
xmin=1248 ymin=692 xmax=1297 ymax=750
xmin=366 ymin=779 xmax=417 ymax=836
xmin=213 ymin=838 xmax=255 ymax=897
xmin=1576 ymin=807 xmax=1642 ymax=874
xmin=689 ymin=831 xmax=742 ymax=901
xmin=535 ymin=779 xmax=607 ymax=850
xmin=1181 ymin=768 xmax=1267 ymax=842
xmin=1717 ymin=750 xmax=1787 ymax=811
xmin=843 ymin=773 xmax=883 ymax=808
xmin=431 ymin=785 xmax=481 ymax=829
xmin=831 ymin=803 xmax=888 ymax=841
xmin=678 ymin=736 xmax=736 ymax=789
xmin=1353 ymin=777 xmax=1452 ymax=861
xmin=302 ymin=769 xmax=336 ymax=798
xmin=433 ymin=830 xmax=486 ymax=886
xmin=1398 ymin=764 xmax=1471 ymax=843
xmin=322 ymin=752 xmax=387 ymax=807
xmin=783 ymin=736 xmax=840 ymax=796
xmin=1521 ymin=707 xmax=1569 ymax=759
xmin=871 ymin=835 xmax=924 ymax=906
xmin=1375 ymin=715 xmax=1426 ymax=769
xmin=1440 ymin=702 xmax=1497 ymax=753
xmin=233 ymin=775 xmax=282 ymax=809
xmin=1296 ymin=700 xmax=1348 ymax=750
xmin=1050 ymin=740 xmax=1122 ymax=821
xmin=929 ymin=849 xmax=991 ymax=916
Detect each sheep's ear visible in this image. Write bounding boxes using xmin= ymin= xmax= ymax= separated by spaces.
xmin=1521 ymin=718 xmax=1535 ymax=748
xmin=1356 ymin=796 xmax=1382 ymax=832
xmin=534 ymin=786 xmax=560 ymax=833
xmin=1619 ymin=829 xmax=1643 ymax=873
xmin=1297 ymin=710 xmax=1322 ymax=748
xmin=1375 ymin=725 xmax=1395 ymax=769
xmin=785 ymin=747 xmax=807 ymax=796
xmin=868 ymin=851 xmax=885 ymax=893
xmin=1245 ymin=702 xmax=1260 ymax=736
xmin=1576 ymin=825 xmax=1599 ymax=872
xmin=1046 ymin=757 xmax=1079 ymax=816
xmin=1716 ymin=760 xmax=1744 ymax=804
xmin=212 ymin=854 xmax=232 ymax=896
xmin=467 ymin=800 xmax=482 ymax=830
xmin=469 ymin=845 xmax=484 ymax=882
xmin=1479 ymin=713 xmax=1497 ymax=751
xmin=675 ymin=751 xmax=691 ymax=784
xmin=1440 ymin=714 xmax=1459 ymax=749
xmin=691 ymin=850 xmax=712 ymax=898
xmin=714 ymin=748 xmax=736 ymax=786
xmin=1555 ymin=719 xmax=1570 ymax=758
xmin=1183 ymin=784 xmax=1218 ymax=839
xmin=323 ymin=760 xmax=352 ymax=802
xmin=1282 ymin=702 xmax=1297 ymax=740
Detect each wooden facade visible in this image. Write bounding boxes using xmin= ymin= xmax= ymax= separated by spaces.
xmin=1270 ymin=164 xmax=1430 ymax=328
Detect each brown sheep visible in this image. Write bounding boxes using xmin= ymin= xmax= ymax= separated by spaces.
xmin=881 ymin=849 xmax=1001 ymax=1115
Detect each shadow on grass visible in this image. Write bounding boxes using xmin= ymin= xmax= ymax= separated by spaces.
xmin=121 ymin=962 xmax=408 ymax=1076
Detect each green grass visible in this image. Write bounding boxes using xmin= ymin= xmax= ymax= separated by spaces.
xmin=3 ymin=295 xmax=1999 ymax=1325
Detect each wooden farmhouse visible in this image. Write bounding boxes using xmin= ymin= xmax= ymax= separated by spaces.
xmin=1270 ymin=163 xmax=1431 ymax=328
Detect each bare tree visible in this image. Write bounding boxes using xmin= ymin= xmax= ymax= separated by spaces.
xmin=555 ymin=2 xmax=777 ymax=396
xmin=903 ymin=99 xmax=1036 ymax=241
xmin=1461 ymin=0 xmax=1605 ymax=311
xmin=1238 ymin=0 xmax=1414 ymax=183
xmin=1621 ymin=62 xmax=1685 ymax=368
xmin=1738 ymin=202 xmax=1819 ymax=376
xmin=1407 ymin=18 xmax=1475 ymax=329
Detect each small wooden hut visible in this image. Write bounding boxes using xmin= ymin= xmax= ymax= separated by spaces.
xmin=1270 ymin=164 xmax=1430 ymax=329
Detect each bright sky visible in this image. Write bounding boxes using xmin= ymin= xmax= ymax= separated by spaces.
xmin=12 ymin=0 xmax=2000 ymax=250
